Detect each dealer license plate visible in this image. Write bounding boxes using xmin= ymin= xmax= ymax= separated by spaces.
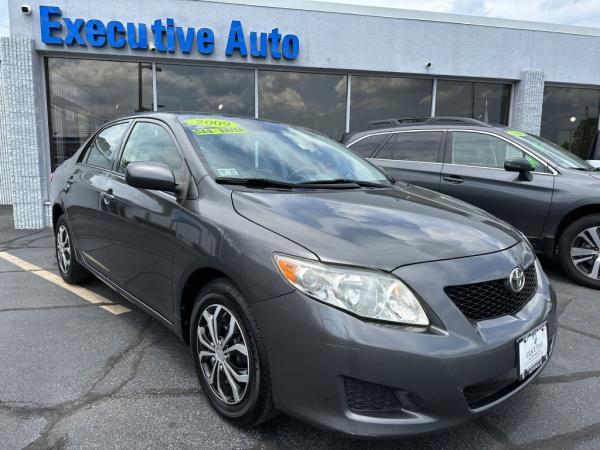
xmin=517 ymin=323 xmax=548 ymax=381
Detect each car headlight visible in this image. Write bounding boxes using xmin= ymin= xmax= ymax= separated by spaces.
xmin=273 ymin=254 xmax=429 ymax=326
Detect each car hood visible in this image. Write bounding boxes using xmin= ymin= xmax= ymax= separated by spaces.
xmin=232 ymin=185 xmax=521 ymax=271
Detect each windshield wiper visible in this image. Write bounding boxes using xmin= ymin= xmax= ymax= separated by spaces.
xmin=215 ymin=177 xmax=391 ymax=190
xmin=297 ymin=178 xmax=390 ymax=188
xmin=215 ymin=177 xmax=295 ymax=189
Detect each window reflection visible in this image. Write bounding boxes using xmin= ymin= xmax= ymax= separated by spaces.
xmin=350 ymin=76 xmax=432 ymax=131
xmin=156 ymin=64 xmax=254 ymax=116
xmin=436 ymin=80 xmax=510 ymax=125
xmin=258 ymin=70 xmax=347 ymax=139
xmin=46 ymin=58 xmax=153 ymax=170
xmin=540 ymin=86 xmax=600 ymax=159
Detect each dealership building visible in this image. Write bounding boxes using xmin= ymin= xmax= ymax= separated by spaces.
xmin=1 ymin=0 xmax=600 ymax=228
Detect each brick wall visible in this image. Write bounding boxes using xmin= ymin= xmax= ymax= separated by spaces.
xmin=0 ymin=37 xmax=47 ymax=229
xmin=512 ymin=70 xmax=545 ymax=135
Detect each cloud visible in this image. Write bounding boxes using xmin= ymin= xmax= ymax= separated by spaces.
xmin=0 ymin=0 xmax=9 ymax=36
xmin=321 ymin=0 xmax=600 ymax=28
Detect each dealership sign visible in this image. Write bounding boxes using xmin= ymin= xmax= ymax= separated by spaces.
xmin=39 ymin=5 xmax=299 ymax=60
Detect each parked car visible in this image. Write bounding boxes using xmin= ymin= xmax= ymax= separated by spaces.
xmin=343 ymin=117 xmax=600 ymax=289
xmin=51 ymin=113 xmax=556 ymax=438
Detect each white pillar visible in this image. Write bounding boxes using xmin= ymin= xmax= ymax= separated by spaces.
xmin=0 ymin=37 xmax=47 ymax=229
xmin=511 ymin=69 xmax=545 ymax=134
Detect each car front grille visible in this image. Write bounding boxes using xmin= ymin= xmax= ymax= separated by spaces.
xmin=444 ymin=264 xmax=537 ymax=321
xmin=344 ymin=377 xmax=403 ymax=414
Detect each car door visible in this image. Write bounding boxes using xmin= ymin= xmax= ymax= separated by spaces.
xmin=440 ymin=130 xmax=555 ymax=238
xmin=369 ymin=130 xmax=446 ymax=191
xmin=99 ymin=120 xmax=187 ymax=320
xmin=63 ymin=121 xmax=130 ymax=273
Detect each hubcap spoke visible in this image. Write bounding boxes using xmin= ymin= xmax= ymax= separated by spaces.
xmin=197 ymin=304 xmax=250 ymax=405
xmin=571 ymin=226 xmax=600 ymax=279
xmin=591 ymin=259 xmax=600 ymax=279
xmin=223 ymin=360 xmax=249 ymax=383
xmin=56 ymin=225 xmax=71 ymax=273
xmin=224 ymin=343 xmax=248 ymax=357
xmin=222 ymin=363 xmax=241 ymax=403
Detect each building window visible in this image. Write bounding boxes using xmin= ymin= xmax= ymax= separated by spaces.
xmin=156 ymin=64 xmax=254 ymax=116
xmin=540 ymin=86 xmax=600 ymax=159
xmin=258 ymin=70 xmax=347 ymax=139
xmin=350 ymin=76 xmax=432 ymax=131
xmin=435 ymin=80 xmax=511 ymax=125
xmin=46 ymin=58 xmax=153 ymax=170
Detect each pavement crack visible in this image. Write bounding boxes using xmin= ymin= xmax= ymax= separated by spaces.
xmin=535 ymin=370 xmax=600 ymax=385
xmin=113 ymin=387 xmax=202 ymax=399
xmin=476 ymin=418 xmax=515 ymax=448
xmin=556 ymin=297 xmax=574 ymax=318
xmin=515 ymin=421 xmax=600 ymax=449
xmin=559 ymin=323 xmax=600 ymax=341
xmin=21 ymin=317 xmax=157 ymax=449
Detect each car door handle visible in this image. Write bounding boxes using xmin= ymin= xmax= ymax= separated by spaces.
xmin=442 ymin=175 xmax=464 ymax=184
xmin=101 ymin=189 xmax=115 ymax=205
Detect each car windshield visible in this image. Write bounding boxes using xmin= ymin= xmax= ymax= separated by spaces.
xmin=505 ymin=130 xmax=595 ymax=170
xmin=179 ymin=116 xmax=390 ymax=185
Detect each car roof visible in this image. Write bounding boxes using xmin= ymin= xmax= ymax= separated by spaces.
xmin=341 ymin=117 xmax=510 ymax=143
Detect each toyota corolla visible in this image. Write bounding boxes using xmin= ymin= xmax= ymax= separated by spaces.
xmin=50 ymin=113 xmax=557 ymax=437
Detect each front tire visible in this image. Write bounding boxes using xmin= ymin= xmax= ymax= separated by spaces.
xmin=55 ymin=216 xmax=92 ymax=284
xmin=190 ymin=279 xmax=275 ymax=427
xmin=558 ymin=214 xmax=600 ymax=289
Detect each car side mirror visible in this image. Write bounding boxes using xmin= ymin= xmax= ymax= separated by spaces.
xmin=504 ymin=157 xmax=533 ymax=181
xmin=125 ymin=161 xmax=177 ymax=191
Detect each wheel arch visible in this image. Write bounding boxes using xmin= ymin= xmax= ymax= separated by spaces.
xmin=52 ymin=203 xmax=65 ymax=230
xmin=178 ymin=266 xmax=232 ymax=345
xmin=555 ymin=204 xmax=600 ymax=246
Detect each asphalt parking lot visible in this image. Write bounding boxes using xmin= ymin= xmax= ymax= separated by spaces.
xmin=1 ymin=206 xmax=600 ymax=449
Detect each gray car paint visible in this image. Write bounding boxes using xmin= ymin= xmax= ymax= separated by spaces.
xmin=50 ymin=113 xmax=556 ymax=438
xmin=343 ymin=124 xmax=600 ymax=257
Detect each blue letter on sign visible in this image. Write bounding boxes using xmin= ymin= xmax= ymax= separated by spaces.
xmin=86 ymin=19 xmax=107 ymax=47
xmin=64 ymin=18 xmax=85 ymax=46
xmin=107 ymin=21 xmax=126 ymax=48
xmin=282 ymin=34 xmax=299 ymax=60
xmin=40 ymin=5 xmax=63 ymax=45
xmin=225 ymin=21 xmax=247 ymax=57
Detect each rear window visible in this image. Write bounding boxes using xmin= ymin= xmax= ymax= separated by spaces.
xmin=374 ymin=131 xmax=443 ymax=162
xmin=347 ymin=134 xmax=388 ymax=157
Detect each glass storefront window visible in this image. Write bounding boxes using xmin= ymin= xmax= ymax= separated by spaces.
xmin=540 ymin=86 xmax=600 ymax=159
xmin=350 ymin=76 xmax=432 ymax=131
xmin=258 ymin=70 xmax=347 ymax=139
xmin=46 ymin=58 xmax=153 ymax=170
xmin=156 ymin=64 xmax=254 ymax=117
xmin=436 ymin=80 xmax=511 ymax=125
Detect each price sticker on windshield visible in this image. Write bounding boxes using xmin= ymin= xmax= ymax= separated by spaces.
xmin=186 ymin=118 xmax=248 ymax=136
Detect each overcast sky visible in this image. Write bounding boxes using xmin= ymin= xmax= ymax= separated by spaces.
xmin=0 ymin=0 xmax=599 ymax=37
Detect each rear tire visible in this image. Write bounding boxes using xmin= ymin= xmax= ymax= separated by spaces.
xmin=558 ymin=214 xmax=600 ymax=289
xmin=55 ymin=216 xmax=92 ymax=284
xmin=190 ymin=278 xmax=276 ymax=427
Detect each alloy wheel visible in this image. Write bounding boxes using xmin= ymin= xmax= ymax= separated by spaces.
xmin=197 ymin=304 xmax=250 ymax=405
xmin=570 ymin=226 xmax=600 ymax=280
xmin=56 ymin=224 xmax=72 ymax=274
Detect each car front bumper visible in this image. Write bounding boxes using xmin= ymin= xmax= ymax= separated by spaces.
xmin=252 ymin=251 xmax=557 ymax=438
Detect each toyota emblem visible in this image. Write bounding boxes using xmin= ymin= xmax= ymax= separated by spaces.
xmin=508 ymin=267 xmax=525 ymax=293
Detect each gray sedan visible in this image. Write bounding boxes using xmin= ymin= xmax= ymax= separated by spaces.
xmin=50 ymin=113 xmax=556 ymax=437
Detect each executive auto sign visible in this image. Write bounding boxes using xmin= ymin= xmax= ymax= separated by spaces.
xmin=39 ymin=5 xmax=300 ymax=60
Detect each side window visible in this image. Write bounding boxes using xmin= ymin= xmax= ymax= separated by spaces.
xmin=450 ymin=132 xmax=548 ymax=173
xmin=118 ymin=122 xmax=183 ymax=176
xmin=375 ymin=131 xmax=442 ymax=162
xmin=347 ymin=134 xmax=388 ymax=158
xmin=85 ymin=122 xmax=129 ymax=170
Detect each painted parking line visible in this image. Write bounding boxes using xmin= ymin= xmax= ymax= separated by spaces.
xmin=0 ymin=251 xmax=130 ymax=315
